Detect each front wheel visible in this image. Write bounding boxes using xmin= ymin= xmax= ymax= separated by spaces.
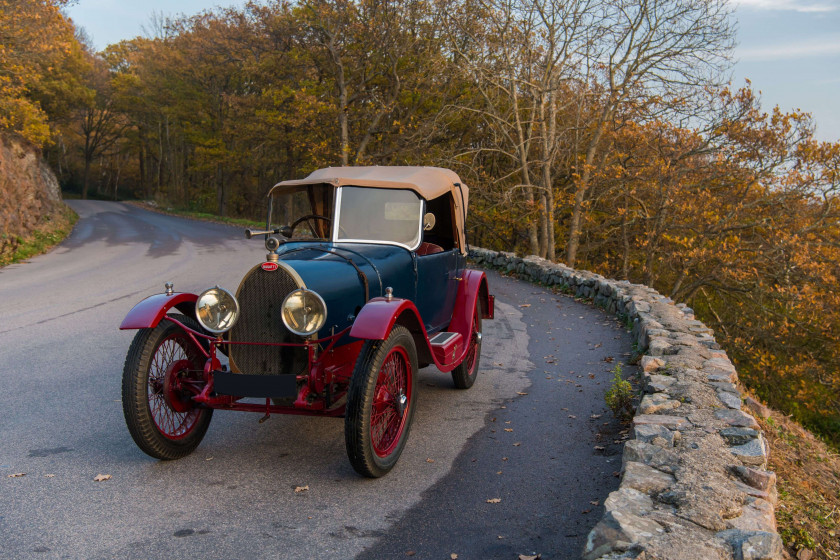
xmin=122 ymin=314 xmax=213 ymax=460
xmin=345 ymin=325 xmax=418 ymax=477
xmin=451 ymin=301 xmax=483 ymax=389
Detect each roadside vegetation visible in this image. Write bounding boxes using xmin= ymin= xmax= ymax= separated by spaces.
xmin=0 ymin=204 xmax=77 ymax=267
xmin=3 ymin=0 xmax=840 ymax=551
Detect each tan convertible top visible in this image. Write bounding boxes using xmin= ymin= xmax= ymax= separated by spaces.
xmin=270 ymin=166 xmax=470 ymax=253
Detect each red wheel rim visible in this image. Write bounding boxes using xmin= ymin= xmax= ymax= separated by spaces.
xmin=148 ymin=332 xmax=203 ymax=440
xmin=371 ymin=346 xmax=412 ymax=457
xmin=463 ymin=309 xmax=481 ymax=375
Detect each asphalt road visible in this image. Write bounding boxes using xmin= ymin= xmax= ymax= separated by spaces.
xmin=0 ymin=201 xmax=633 ymax=560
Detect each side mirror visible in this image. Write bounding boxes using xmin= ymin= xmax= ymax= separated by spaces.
xmin=423 ymin=213 xmax=436 ymax=231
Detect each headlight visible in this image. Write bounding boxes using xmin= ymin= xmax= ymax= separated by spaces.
xmin=282 ymin=289 xmax=327 ymax=337
xmin=195 ymin=287 xmax=240 ymax=334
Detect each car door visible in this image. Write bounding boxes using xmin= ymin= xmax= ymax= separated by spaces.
xmin=414 ymin=248 xmax=460 ymax=334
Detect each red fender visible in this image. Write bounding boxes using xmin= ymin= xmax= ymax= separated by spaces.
xmin=119 ymin=292 xmax=198 ymax=330
xmin=349 ymin=269 xmax=494 ymax=373
xmin=349 ymin=298 xmax=423 ymax=341
xmin=448 ymin=269 xmax=494 ymax=338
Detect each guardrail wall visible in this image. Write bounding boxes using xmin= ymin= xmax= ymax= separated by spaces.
xmin=469 ymin=248 xmax=782 ymax=560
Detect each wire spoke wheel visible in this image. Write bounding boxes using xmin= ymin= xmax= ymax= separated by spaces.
xmin=122 ymin=315 xmax=213 ymax=460
xmin=346 ymin=325 xmax=417 ymax=477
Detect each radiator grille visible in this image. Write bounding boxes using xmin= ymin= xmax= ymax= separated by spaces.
xmin=229 ymin=264 xmax=308 ymax=376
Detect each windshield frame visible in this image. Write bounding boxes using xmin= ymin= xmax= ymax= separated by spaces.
xmin=333 ymin=186 xmax=425 ymax=251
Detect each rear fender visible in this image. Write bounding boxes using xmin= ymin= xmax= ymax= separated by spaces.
xmin=448 ymin=269 xmax=493 ymax=339
xmin=119 ymin=292 xmax=198 ymax=330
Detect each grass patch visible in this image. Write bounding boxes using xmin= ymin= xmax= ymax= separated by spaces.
xmin=127 ymin=201 xmax=264 ymax=229
xmin=0 ymin=204 xmax=78 ymax=267
xmin=758 ymin=408 xmax=840 ymax=559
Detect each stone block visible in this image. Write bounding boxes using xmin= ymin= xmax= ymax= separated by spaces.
xmin=717 ymin=529 xmax=784 ymax=560
xmin=604 ymin=487 xmax=654 ymax=516
xmin=744 ymin=396 xmax=772 ymax=419
xmin=622 ymin=461 xmax=675 ymax=494
xmin=645 ymin=374 xmax=676 ymax=394
xmin=732 ymin=466 xmax=776 ymax=492
xmin=717 ymin=390 xmax=742 ymax=410
xmin=634 ymin=414 xmax=690 ymax=429
xmin=730 ymin=436 xmax=768 ymax=467
xmin=639 ymin=393 xmax=681 ymax=415
xmin=727 ymin=498 xmax=776 ymax=533
xmin=622 ymin=440 xmax=680 ymax=474
xmin=715 ymin=409 xmax=759 ymax=429
xmin=640 ymin=355 xmax=665 ymax=373
xmin=582 ymin=510 xmax=666 ymax=560
xmin=720 ymin=427 xmax=759 ymax=446
xmin=647 ymin=338 xmax=672 ymax=356
xmin=710 ymin=382 xmax=739 ymax=394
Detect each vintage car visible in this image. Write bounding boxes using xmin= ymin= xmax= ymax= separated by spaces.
xmin=119 ymin=166 xmax=494 ymax=477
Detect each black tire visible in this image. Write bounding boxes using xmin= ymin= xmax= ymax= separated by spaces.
xmin=451 ymin=301 xmax=483 ymax=389
xmin=122 ymin=314 xmax=213 ymax=460
xmin=345 ymin=325 xmax=418 ymax=478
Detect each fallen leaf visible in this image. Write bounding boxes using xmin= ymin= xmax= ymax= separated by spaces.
xmin=497 ymin=471 xmax=503 ymax=474
xmin=590 ymin=500 xmax=600 ymax=506
xmin=519 ymin=304 xmax=531 ymax=308
xmin=594 ymin=446 xmax=605 ymax=451
xmin=568 ymin=415 xmax=577 ymax=419
xmin=588 ymin=373 xmax=595 ymax=379
xmin=93 ymin=474 xmax=111 ymax=482
xmin=486 ymin=498 xmax=502 ymax=504
xmin=582 ymin=509 xmax=591 ymax=514
xmin=44 ymin=474 xmax=55 ymax=478
xmin=7 ymin=473 xmax=25 ymax=478
xmin=451 ymin=554 xmax=458 ymax=560
xmin=426 ymin=458 xmax=435 ymax=463
xmin=513 ymin=442 xmax=521 ymax=447
xmin=519 ymin=555 xmax=542 ymax=560
xmin=504 ymin=428 xmax=513 ymax=432
xmin=516 ymin=392 xmax=528 ymax=396
xmin=593 ymin=343 xmax=602 ymax=348
xmin=294 ymin=485 xmax=309 ymax=493
xmin=604 ymin=356 xmax=615 ymax=363
xmin=590 ymin=414 xmax=602 ymax=419
xmin=502 ymin=457 xmax=508 ymax=461
xmin=406 ymin=551 xmax=416 ymax=557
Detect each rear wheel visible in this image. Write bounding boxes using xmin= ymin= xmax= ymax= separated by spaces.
xmin=122 ymin=314 xmax=213 ymax=460
xmin=451 ymin=301 xmax=483 ymax=389
xmin=345 ymin=325 xmax=417 ymax=477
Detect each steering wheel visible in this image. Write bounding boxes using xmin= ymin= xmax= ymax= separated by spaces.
xmin=289 ymin=214 xmax=331 ymax=238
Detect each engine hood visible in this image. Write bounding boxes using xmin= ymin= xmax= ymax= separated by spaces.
xmin=275 ymin=242 xmax=415 ymax=336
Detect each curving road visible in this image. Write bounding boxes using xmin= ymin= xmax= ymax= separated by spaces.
xmin=0 ymin=201 xmax=634 ymax=560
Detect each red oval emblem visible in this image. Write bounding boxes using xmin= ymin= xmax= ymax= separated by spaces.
xmin=261 ymin=262 xmax=279 ymax=272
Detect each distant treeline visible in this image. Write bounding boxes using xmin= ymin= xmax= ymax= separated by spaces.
xmin=4 ymin=0 xmax=840 ymax=445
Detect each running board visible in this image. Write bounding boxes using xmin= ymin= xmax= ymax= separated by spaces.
xmin=430 ymin=331 xmax=463 ymax=365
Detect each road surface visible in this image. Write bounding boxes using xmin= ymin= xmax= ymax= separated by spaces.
xmin=0 ymin=201 xmax=633 ymax=559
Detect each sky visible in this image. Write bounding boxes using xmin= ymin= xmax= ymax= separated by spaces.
xmin=65 ymin=0 xmax=840 ymax=142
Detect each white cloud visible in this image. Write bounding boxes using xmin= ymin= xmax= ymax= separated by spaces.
xmin=738 ymin=36 xmax=840 ymax=60
xmin=735 ymin=0 xmax=839 ymax=12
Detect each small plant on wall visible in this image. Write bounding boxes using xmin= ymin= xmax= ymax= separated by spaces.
xmin=605 ymin=363 xmax=634 ymax=421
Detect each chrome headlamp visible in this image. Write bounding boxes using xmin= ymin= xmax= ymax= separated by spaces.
xmin=195 ymin=286 xmax=240 ymax=334
xmin=281 ymin=289 xmax=327 ymax=337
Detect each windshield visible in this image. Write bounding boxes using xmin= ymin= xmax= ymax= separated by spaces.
xmin=337 ymin=187 xmax=423 ymax=249
xmin=269 ymin=184 xmax=334 ymax=240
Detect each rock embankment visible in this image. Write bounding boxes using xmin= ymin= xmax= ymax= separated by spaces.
xmin=0 ymin=132 xmax=62 ymax=257
xmin=469 ymin=248 xmax=782 ymax=560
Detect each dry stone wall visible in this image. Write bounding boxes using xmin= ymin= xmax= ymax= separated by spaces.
xmin=469 ymin=248 xmax=783 ymax=560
